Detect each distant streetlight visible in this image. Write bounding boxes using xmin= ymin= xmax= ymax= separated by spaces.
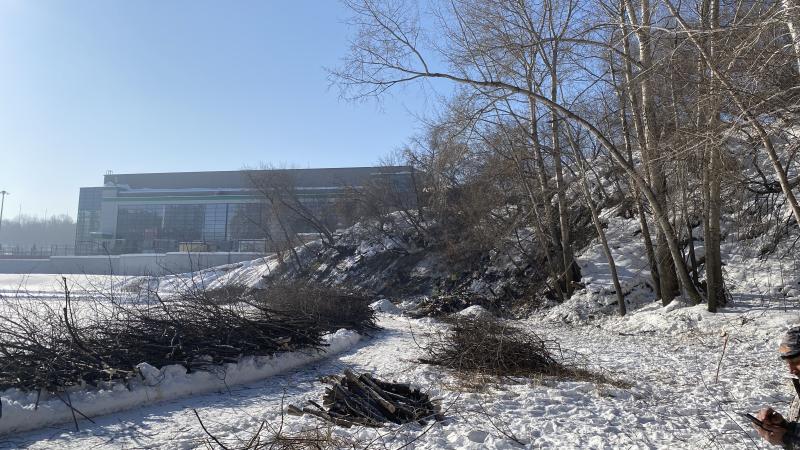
xmin=0 ymin=191 xmax=8 ymax=234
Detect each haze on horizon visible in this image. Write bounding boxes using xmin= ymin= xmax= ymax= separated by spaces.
xmin=0 ymin=0 xmax=436 ymax=219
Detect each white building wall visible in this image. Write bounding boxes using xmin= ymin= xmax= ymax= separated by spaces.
xmin=0 ymin=252 xmax=265 ymax=276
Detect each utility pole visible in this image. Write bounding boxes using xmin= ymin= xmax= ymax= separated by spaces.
xmin=0 ymin=190 xmax=8 ymax=234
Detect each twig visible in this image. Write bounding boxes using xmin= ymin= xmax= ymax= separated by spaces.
xmin=715 ymin=332 xmax=729 ymax=384
xmin=194 ymin=409 xmax=231 ymax=450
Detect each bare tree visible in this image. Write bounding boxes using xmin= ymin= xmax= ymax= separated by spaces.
xmin=333 ymin=0 xmax=705 ymax=303
xmin=247 ymin=165 xmax=338 ymax=250
xmin=567 ymin=126 xmax=627 ymax=315
xmin=783 ymin=0 xmax=800 ymax=71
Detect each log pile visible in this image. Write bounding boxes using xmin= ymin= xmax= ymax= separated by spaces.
xmin=288 ymin=369 xmax=443 ymax=428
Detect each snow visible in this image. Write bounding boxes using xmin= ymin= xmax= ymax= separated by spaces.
xmin=545 ymin=212 xmax=656 ymax=323
xmin=457 ymin=304 xmax=492 ymax=319
xmin=4 ymin=214 xmax=800 ymax=448
xmin=0 ymin=329 xmax=361 ymax=437
xmin=3 ymin=313 xmax=791 ymax=449
xmin=0 ymin=255 xmax=279 ymax=299
xmin=370 ymin=298 xmax=401 ymax=314
xmin=0 ymin=273 xmax=125 ymax=297
xmin=116 ymin=255 xmax=280 ymax=294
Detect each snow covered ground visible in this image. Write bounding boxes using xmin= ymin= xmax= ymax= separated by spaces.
xmin=0 ymin=254 xmax=278 ymax=299
xmin=1 ymin=308 xmax=794 ymax=449
xmin=0 ymin=273 xmax=123 ymax=297
xmin=2 ymin=214 xmax=800 ymax=448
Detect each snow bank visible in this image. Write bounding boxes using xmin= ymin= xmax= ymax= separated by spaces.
xmin=116 ymin=254 xmax=280 ymax=294
xmin=456 ymin=305 xmax=492 ymax=320
xmin=0 ymin=254 xmax=278 ymax=300
xmin=606 ymin=298 xmax=800 ymax=339
xmin=0 ymin=329 xmax=361 ymax=436
xmin=370 ymin=298 xmax=401 ymax=314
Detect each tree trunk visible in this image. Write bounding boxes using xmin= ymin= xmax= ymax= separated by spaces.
xmin=622 ymin=0 xmax=682 ymax=304
xmin=705 ymin=0 xmax=725 ymax=312
xmin=570 ymin=131 xmax=626 ymax=315
xmin=549 ymin=48 xmax=574 ymax=297
xmin=682 ymin=172 xmax=700 ymax=287
xmin=529 ymin=94 xmax=566 ymax=300
xmin=669 ymin=55 xmax=700 ymax=289
xmin=627 ymin=0 xmax=681 ymax=305
xmin=783 ymin=0 xmax=800 ymax=72
xmin=614 ymin=15 xmax=662 ymax=299
xmin=509 ymin=146 xmax=565 ymax=300
xmin=706 ymin=146 xmax=724 ymax=312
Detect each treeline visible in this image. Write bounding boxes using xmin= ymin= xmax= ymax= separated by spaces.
xmin=328 ymin=0 xmax=800 ymax=314
xmin=0 ymin=214 xmax=76 ymax=248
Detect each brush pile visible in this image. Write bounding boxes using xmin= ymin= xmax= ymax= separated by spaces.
xmin=253 ymin=281 xmax=378 ymax=334
xmin=405 ymin=294 xmax=501 ymax=318
xmin=0 ymin=279 xmax=376 ymax=393
xmin=419 ymin=317 xmax=565 ymax=377
xmin=288 ymin=369 xmax=443 ymax=428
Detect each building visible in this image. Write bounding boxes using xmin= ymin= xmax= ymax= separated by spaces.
xmin=75 ymin=167 xmax=415 ymax=255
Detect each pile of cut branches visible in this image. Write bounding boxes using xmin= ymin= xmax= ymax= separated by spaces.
xmin=288 ymin=369 xmax=442 ymax=428
xmin=418 ymin=317 xmax=566 ymax=378
xmin=252 ymin=281 xmax=378 ymax=334
xmin=0 ymin=278 xmax=374 ymax=393
xmin=405 ymin=294 xmax=500 ymax=319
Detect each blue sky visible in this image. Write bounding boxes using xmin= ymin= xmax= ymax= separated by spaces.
xmin=0 ymin=0 xmax=439 ymax=218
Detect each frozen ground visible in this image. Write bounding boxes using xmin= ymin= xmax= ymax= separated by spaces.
xmin=0 ymin=273 xmax=124 ymax=297
xmin=2 ymin=215 xmax=800 ymax=448
xmin=0 ymin=254 xmax=278 ymax=298
xmin=1 ymin=307 xmax=794 ymax=449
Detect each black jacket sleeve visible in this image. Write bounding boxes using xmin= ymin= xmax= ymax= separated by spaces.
xmin=785 ymin=422 xmax=800 ymax=449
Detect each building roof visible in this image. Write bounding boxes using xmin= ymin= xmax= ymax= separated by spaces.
xmin=103 ymin=166 xmax=412 ymax=190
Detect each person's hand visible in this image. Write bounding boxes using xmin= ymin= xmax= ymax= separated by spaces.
xmin=755 ymin=407 xmax=788 ymax=445
xmin=758 ymin=407 xmax=788 ymax=427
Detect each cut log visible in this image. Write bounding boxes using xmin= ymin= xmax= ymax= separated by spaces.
xmin=288 ymin=369 xmax=443 ymax=428
xmin=344 ymin=369 xmax=396 ymax=414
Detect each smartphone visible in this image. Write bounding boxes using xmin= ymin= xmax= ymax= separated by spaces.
xmin=742 ymin=413 xmax=767 ymax=429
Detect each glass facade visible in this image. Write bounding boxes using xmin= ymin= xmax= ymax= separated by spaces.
xmin=75 ymin=167 xmax=416 ymax=255
xmin=202 ymin=203 xmax=228 ymax=242
xmin=292 ymin=196 xmax=341 ymax=232
xmin=114 ymin=202 xmax=265 ymax=253
xmin=74 ymin=187 xmax=104 ymax=255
